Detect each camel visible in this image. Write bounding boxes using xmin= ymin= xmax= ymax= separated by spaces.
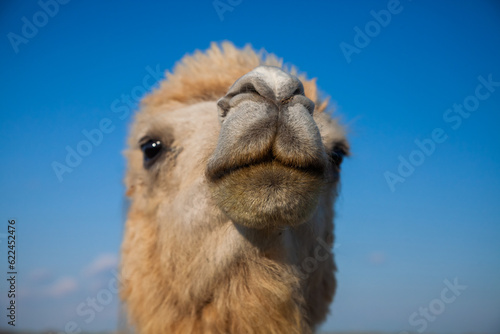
xmin=120 ymin=42 xmax=349 ymax=334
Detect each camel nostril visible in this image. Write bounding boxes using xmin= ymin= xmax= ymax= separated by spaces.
xmin=217 ymin=97 xmax=231 ymax=121
xmin=292 ymin=87 xmax=304 ymax=96
xmin=279 ymin=84 xmax=305 ymax=107
xmin=239 ymin=83 xmax=259 ymax=95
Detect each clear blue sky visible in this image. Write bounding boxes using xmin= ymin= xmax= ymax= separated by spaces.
xmin=1 ymin=0 xmax=499 ymax=332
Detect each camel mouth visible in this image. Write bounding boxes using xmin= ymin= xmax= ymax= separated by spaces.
xmin=207 ymin=153 xmax=326 ymax=183
xmin=206 ymin=154 xmax=325 ymax=229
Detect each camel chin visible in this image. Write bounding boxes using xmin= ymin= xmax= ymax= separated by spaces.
xmin=208 ymin=160 xmax=324 ymax=228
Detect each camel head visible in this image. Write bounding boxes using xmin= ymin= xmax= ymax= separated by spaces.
xmin=121 ymin=43 xmax=348 ymax=333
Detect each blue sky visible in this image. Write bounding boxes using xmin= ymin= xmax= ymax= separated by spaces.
xmin=1 ymin=0 xmax=499 ymax=332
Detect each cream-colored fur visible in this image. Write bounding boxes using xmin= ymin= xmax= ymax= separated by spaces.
xmin=121 ymin=42 xmax=348 ymax=333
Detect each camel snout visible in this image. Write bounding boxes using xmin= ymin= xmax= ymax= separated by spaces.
xmin=206 ymin=66 xmax=328 ymax=228
xmin=217 ymin=65 xmax=314 ymax=122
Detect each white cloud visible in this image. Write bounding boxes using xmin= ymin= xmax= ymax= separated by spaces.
xmin=368 ymin=251 xmax=387 ymax=265
xmin=45 ymin=276 xmax=78 ymax=297
xmin=83 ymin=253 xmax=118 ymax=277
xmin=28 ymin=267 xmax=53 ymax=283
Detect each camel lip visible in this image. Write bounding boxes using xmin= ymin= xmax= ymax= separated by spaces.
xmin=207 ymin=155 xmax=326 ymax=182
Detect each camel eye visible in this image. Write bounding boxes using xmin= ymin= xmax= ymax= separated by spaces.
xmin=140 ymin=139 xmax=163 ymax=167
xmin=330 ymin=150 xmax=344 ymax=167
